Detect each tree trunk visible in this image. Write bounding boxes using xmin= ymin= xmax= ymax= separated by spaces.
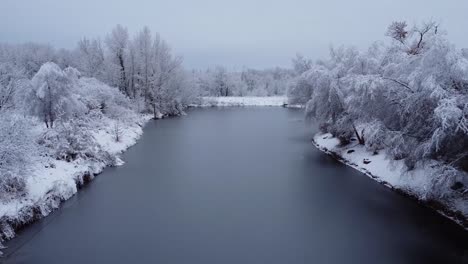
xmin=118 ymin=53 xmax=127 ymax=95
xmin=352 ymin=124 xmax=364 ymax=145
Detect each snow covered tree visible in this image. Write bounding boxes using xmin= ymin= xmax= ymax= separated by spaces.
xmin=27 ymin=62 xmax=84 ymax=128
xmin=113 ymin=120 xmax=123 ymax=142
xmin=0 ymin=63 xmax=25 ymax=111
xmin=126 ymin=41 xmax=138 ymax=98
xmin=386 ymin=21 xmax=409 ymax=44
xmin=76 ymin=38 xmax=106 ymax=79
xmin=386 ymin=20 xmax=438 ymax=55
xmin=212 ymin=66 xmax=231 ymax=96
xmin=292 ymin=54 xmax=312 ymax=75
xmin=147 ymin=34 xmax=184 ymax=118
xmin=106 ymin=24 xmax=129 ymax=95
xmin=134 ymin=26 xmax=153 ymax=101
xmin=240 ymin=69 xmax=257 ymax=93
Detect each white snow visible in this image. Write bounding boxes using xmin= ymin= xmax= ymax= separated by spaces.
xmin=92 ymin=118 xmax=147 ymax=156
xmin=196 ymin=96 xmax=287 ymax=107
xmin=313 ymin=133 xmax=467 ymax=228
xmin=318 ymin=134 xmax=408 ymax=188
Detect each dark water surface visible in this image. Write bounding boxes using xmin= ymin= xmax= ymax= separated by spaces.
xmin=3 ymin=108 xmax=467 ymax=264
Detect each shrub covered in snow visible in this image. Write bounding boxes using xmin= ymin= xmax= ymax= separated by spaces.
xmin=73 ymin=76 xmax=137 ymax=124
xmin=423 ymin=164 xmax=467 ymax=200
xmin=38 ymin=118 xmax=100 ymax=162
xmin=0 ymin=114 xmax=34 ymax=200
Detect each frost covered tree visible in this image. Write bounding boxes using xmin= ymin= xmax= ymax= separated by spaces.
xmin=134 ymin=26 xmax=154 ymax=101
xmin=126 ymin=41 xmax=138 ymax=98
xmin=27 ymin=62 xmax=84 ymax=128
xmin=386 ymin=21 xmax=409 ymax=44
xmin=76 ymin=38 xmax=106 ymax=79
xmin=292 ymin=53 xmax=312 ymax=75
xmin=113 ymin=120 xmax=123 ymax=142
xmin=147 ymin=34 xmax=184 ymax=118
xmin=212 ymin=66 xmax=231 ymax=97
xmin=0 ymin=63 xmax=25 ymax=111
xmin=386 ymin=20 xmax=438 ymax=55
xmin=106 ymin=24 xmax=129 ymax=95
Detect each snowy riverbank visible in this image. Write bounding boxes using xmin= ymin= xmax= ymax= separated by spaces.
xmin=0 ymin=115 xmax=152 ymax=253
xmin=194 ymin=96 xmax=287 ymax=107
xmin=313 ymin=133 xmax=467 ymax=229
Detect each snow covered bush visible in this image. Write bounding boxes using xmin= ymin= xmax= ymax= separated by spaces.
xmin=38 ymin=117 xmax=102 ymax=162
xmin=0 ymin=114 xmax=34 ymax=200
xmin=73 ymin=76 xmax=137 ymax=124
xmin=431 ymin=97 xmax=468 ymax=169
xmin=423 ymin=164 xmax=467 ymax=200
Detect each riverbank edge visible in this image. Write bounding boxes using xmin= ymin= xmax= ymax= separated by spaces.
xmin=312 ymin=134 xmax=468 ymax=230
xmin=0 ymin=115 xmax=161 ymax=255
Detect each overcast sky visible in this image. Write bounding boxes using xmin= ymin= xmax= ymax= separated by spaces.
xmin=1 ymin=0 xmax=467 ymax=69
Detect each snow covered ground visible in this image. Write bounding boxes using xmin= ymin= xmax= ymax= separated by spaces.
xmin=195 ymin=96 xmax=287 ymax=107
xmin=313 ymin=133 xmax=467 ymax=229
xmin=0 ymin=115 xmax=152 ymax=252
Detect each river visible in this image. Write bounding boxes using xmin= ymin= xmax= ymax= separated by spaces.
xmin=2 ymin=108 xmax=467 ymax=263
